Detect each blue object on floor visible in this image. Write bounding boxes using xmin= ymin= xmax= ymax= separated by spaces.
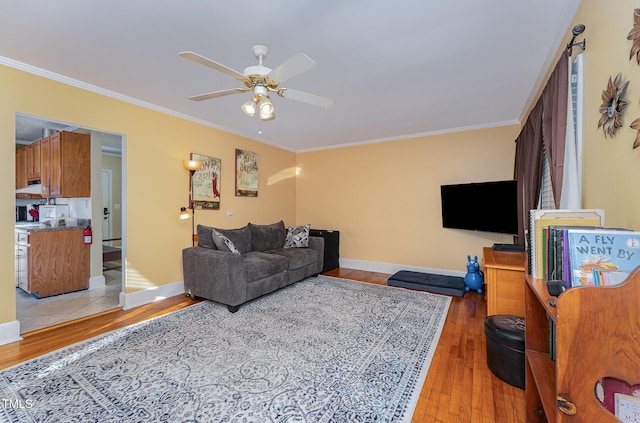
xmin=464 ymin=255 xmax=484 ymax=294
xmin=387 ymin=270 xmax=466 ymax=296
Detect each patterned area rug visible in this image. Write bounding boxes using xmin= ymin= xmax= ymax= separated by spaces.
xmin=0 ymin=276 xmax=451 ymax=422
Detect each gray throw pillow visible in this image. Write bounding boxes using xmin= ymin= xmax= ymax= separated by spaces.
xmin=284 ymin=224 xmax=310 ymax=248
xmin=197 ymin=224 xmax=217 ymax=249
xmin=212 ymin=225 xmax=252 ymax=254
xmin=249 ymin=221 xmax=286 ymax=251
xmin=212 ymin=229 xmax=240 ymax=254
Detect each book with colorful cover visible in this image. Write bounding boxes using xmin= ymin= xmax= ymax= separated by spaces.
xmin=547 ymin=225 xmax=613 ymax=285
xmin=528 ymin=209 xmax=605 ymax=279
xmin=592 ymin=268 xmax=631 ymax=286
xmin=567 ymin=228 xmax=640 ymax=287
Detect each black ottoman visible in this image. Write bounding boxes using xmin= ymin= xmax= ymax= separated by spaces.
xmin=484 ymin=315 xmax=525 ymax=389
xmin=387 ymin=270 xmax=465 ymax=296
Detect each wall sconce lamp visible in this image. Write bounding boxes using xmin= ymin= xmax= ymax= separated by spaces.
xmin=181 ymin=158 xmax=204 ymax=246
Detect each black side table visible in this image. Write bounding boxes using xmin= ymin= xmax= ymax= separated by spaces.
xmin=309 ymin=229 xmax=339 ymax=272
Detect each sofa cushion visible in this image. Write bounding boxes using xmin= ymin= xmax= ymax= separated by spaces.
xmin=267 ymin=247 xmax=318 ymax=271
xmin=212 ymin=229 xmax=240 ymax=254
xmin=212 ymin=225 xmax=253 ymax=254
xmin=249 ymin=221 xmax=286 ymax=252
xmin=284 ymin=224 xmax=311 ymax=248
xmin=197 ymin=224 xmax=217 ymax=249
xmin=243 ymin=251 xmax=289 ymax=281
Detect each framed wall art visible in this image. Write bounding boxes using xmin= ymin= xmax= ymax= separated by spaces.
xmin=235 ymin=149 xmax=258 ymax=197
xmin=190 ymin=152 xmax=221 ymax=209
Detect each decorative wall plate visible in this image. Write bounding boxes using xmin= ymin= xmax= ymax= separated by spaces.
xmin=628 ymin=8 xmax=640 ymax=64
xmin=598 ymin=73 xmax=629 ymax=138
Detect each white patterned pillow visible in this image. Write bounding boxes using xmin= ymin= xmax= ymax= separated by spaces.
xmin=284 ymin=224 xmax=310 ymax=248
xmin=211 ymin=229 xmax=241 ymax=254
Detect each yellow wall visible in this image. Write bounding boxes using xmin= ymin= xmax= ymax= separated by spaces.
xmin=0 ymin=65 xmax=296 ymax=325
xmin=572 ymin=0 xmax=640 ymax=230
xmin=296 ymin=126 xmax=520 ymax=272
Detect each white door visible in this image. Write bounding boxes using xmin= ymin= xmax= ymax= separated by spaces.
xmin=101 ymin=169 xmax=112 ymax=241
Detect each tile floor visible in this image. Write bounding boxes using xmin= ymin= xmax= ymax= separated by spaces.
xmin=16 ymin=264 xmax=122 ymax=334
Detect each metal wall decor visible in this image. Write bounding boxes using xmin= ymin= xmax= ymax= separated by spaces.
xmin=598 ymin=73 xmax=629 ymax=138
xmin=629 ymin=119 xmax=640 ymax=149
xmin=628 ymin=8 xmax=640 ymax=63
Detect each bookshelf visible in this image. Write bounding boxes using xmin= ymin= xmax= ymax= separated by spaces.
xmin=525 ymin=267 xmax=640 ymax=422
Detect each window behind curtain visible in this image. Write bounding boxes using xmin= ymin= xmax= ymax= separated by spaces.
xmin=539 ymin=53 xmax=583 ymax=210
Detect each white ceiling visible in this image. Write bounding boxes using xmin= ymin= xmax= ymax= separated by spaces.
xmin=0 ymin=1 xmax=581 ymax=152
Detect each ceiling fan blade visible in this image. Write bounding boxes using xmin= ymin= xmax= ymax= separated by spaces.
xmin=179 ymin=51 xmax=248 ymax=83
xmin=280 ymin=88 xmax=335 ymax=109
xmin=269 ymin=53 xmax=316 ymax=83
xmin=188 ymin=88 xmax=250 ymax=101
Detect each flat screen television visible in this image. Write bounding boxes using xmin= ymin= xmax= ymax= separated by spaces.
xmin=440 ymin=180 xmax=518 ymax=235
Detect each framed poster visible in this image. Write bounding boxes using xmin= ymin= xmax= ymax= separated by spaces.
xmin=235 ymin=149 xmax=258 ymax=197
xmin=190 ymin=152 xmax=221 ymax=210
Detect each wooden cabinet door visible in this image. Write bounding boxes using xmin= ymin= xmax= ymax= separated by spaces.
xmin=40 ymin=136 xmax=51 ymax=197
xmin=48 ymin=132 xmax=62 ymax=197
xmin=26 ymin=141 xmax=41 ymax=180
xmin=28 ymin=229 xmax=89 ymax=298
xmin=59 ymin=132 xmax=90 ymax=197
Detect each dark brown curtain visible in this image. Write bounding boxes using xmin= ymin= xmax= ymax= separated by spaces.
xmin=542 ymin=51 xmax=569 ymax=209
xmin=513 ymin=52 xmax=569 ymax=244
xmin=514 ymin=99 xmax=544 ymax=244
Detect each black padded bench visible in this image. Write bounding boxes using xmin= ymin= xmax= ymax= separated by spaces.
xmin=387 ymin=270 xmax=466 ymax=296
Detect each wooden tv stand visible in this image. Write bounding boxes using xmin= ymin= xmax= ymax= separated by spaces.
xmin=483 ymin=247 xmax=526 ymax=317
xmin=525 ymin=267 xmax=640 ymax=422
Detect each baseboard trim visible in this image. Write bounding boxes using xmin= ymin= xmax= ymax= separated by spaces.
xmin=119 ymin=280 xmax=185 ymax=310
xmin=339 ymin=258 xmax=466 ymax=278
xmin=0 ymin=320 xmax=23 ymax=346
xmin=89 ymin=275 xmax=106 ymax=290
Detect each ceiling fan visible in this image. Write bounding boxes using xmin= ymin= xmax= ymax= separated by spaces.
xmin=179 ymin=44 xmax=335 ymax=121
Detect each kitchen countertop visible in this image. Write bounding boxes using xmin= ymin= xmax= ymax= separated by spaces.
xmin=15 ymin=222 xmax=86 ymax=232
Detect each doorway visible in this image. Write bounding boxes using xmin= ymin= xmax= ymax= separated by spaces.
xmin=14 ymin=114 xmax=124 ymax=334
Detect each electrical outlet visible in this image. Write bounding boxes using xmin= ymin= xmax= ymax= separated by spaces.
xmin=226 ymin=210 xmax=234 ymax=216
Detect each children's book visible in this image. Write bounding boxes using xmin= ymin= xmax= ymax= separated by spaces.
xmin=528 ymin=209 xmax=605 ymax=279
xmin=592 ymin=268 xmax=631 ymax=286
xmin=567 ymin=228 xmax=640 ymax=287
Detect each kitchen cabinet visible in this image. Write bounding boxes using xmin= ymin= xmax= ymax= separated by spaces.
xmin=42 ymin=131 xmax=90 ymax=198
xmin=24 ymin=228 xmax=90 ymax=298
xmin=26 ymin=140 xmax=41 ymax=180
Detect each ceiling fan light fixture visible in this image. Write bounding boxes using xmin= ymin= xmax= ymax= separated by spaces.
xmin=260 ymin=111 xmax=276 ymax=121
xmin=241 ymin=98 xmax=257 ymax=117
xmin=180 ymin=44 xmax=333 ymax=125
xmin=254 ymin=85 xmax=268 ymax=98
xmin=259 ymin=96 xmax=274 ymax=117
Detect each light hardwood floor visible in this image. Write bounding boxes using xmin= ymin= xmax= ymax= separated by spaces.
xmin=0 ymin=268 xmax=525 ymax=423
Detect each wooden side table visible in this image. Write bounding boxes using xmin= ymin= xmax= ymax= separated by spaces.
xmin=483 ymin=247 xmax=526 ymax=317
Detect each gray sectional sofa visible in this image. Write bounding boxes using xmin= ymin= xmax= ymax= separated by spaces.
xmin=182 ymin=221 xmax=324 ymax=312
